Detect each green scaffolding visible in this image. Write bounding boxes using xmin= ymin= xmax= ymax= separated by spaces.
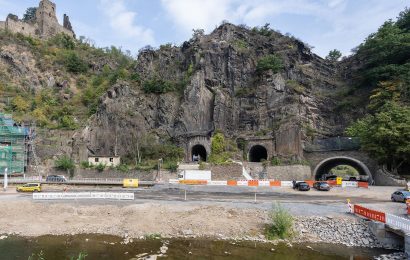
xmin=0 ymin=113 xmax=28 ymax=175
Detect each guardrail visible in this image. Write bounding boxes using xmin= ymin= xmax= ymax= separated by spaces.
xmin=0 ymin=178 xmax=155 ymax=186
xmin=352 ymin=204 xmax=410 ymax=235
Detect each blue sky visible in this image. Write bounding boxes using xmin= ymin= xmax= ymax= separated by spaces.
xmin=0 ymin=0 xmax=408 ymax=58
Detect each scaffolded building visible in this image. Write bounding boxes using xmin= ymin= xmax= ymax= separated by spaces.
xmin=0 ymin=113 xmax=30 ymax=175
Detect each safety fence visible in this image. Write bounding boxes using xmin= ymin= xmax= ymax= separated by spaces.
xmin=33 ymin=192 xmax=134 ymax=200
xmin=352 ymin=204 xmax=410 ymax=234
xmin=170 ymin=179 xmax=369 ymax=188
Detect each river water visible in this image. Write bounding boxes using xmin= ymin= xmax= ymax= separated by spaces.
xmin=0 ymin=235 xmax=396 ymax=259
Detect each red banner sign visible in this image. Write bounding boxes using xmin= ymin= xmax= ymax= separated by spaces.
xmin=354 ymin=205 xmax=386 ymax=223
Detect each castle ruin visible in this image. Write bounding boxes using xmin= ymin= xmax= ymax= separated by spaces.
xmin=0 ymin=0 xmax=75 ymax=38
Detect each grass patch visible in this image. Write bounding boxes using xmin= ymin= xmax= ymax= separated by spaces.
xmin=265 ymin=203 xmax=293 ymax=240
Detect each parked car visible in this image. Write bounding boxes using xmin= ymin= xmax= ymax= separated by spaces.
xmin=16 ymin=183 xmax=41 ymax=192
xmin=313 ymin=181 xmax=331 ymax=191
xmin=391 ymin=190 xmax=410 ymax=202
xmin=46 ymin=175 xmax=67 ymax=182
xmin=325 ymin=175 xmax=337 ymax=181
xmin=294 ymin=182 xmax=310 ymax=191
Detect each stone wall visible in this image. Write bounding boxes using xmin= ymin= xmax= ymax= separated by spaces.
xmin=211 ymin=163 xmax=243 ymax=180
xmin=5 ymin=15 xmax=37 ymax=37
xmin=265 ymin=165 xmax=312 ymax=181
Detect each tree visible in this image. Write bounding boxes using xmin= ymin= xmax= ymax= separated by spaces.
xmin=23 ymin=7 xmax=37 ymax=22
xmin=256 ymin=54 xmax=283 ymax=74
xmin=346 ymin=102 xmax=410 ymax=174
xmin=326 ymin=49 xmax=342 ymax=62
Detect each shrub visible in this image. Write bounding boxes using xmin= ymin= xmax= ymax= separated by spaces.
xmin=143 ymin=78 xmax=175 ymax=94
xmin=163 ymin=161 xmax=178 ymax=172
xmin=80 ymin=161 xmax=93 ymax=169
xmin=256 ymin=54 xmax=283 ymax=74
xmin=64 ymin=52 xmax=88 ymax=73
xmin=271 ymin=157 xmax=282 ymax=166
xmin=116 ymin=163 xmax=129 ymax=173
xmin=265 ymin=203 xmax=293 ymax=239
xmin=12 ymin=95 xmax=30 ymax=112
xmin=55 ymin=155 xmax=75 ymax=171
xmin=95 ymin=163 xmax=106 ymax=172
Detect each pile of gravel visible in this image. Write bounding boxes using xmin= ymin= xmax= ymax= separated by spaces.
xmin=293 ymin=216 xmax=382 ymax=247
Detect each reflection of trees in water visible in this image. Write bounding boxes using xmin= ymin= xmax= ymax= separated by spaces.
xmin=330 ymin=165 xmax=359 ymax=177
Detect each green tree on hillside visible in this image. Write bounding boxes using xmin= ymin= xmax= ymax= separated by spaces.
xmin=23 ymin=7 xmax=37 ymax=22
xmin=346 ymin=102 xmax=410 ymax=174
xmin=326 ymin=49 xmax=342 ymax=62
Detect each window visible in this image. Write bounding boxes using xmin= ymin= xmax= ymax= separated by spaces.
xmin=109 ymin=158 xmax=113 ymax=162
xmin=95 ymin=158 xmax=99 ymax=163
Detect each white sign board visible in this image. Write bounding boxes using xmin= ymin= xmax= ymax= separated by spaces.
xmin=281 ymin=181 xmax=294 ymax=187
xmin=33 ymin=192 xmax=134 ymax=200
xmin=342 ymin=181 xmax=358 ymax=188
xmin=237 ymin=180 xmax=248 ymax=186
xmin=259 ymin=181 xmax=270 ymax=186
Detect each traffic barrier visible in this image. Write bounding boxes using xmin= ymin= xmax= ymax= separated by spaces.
xmin=259 ymin=180 xmax=270 ymax=186
xmin=281 ymin=181 xmax=293 ymax=187
xmin=123 ymin=179 xmax=138 ymax=188
xmin=327 ymin=180 xmax=337 ymax=186
xmin=270 ymin=180 xmax=281 ymax=187
xmin=354 ymin=204 xmax=385 ymax=223
xmin=227 ymin=180 xmax=237 ymax=186
xmin=207 ymin=181 xmax=228 ymax=186
xmin=342 ymin=181 xmax=358 ymax=188
xmin=237 ymin=180 xmax=248 ymax=186
xmin=33 ymin=192 xmax=134 ymax=200
xmin=248 ymin=180 xmax=259 ymax=187
xmin=179 ymin=180 xmax=207 ymax=185
xmin=169 ymin=179 xmax=179 ymax=184
xmin=386 ymin=213 xmax=410 ymax=234
xmin=358 ymin=182 xmax=369 ymax=188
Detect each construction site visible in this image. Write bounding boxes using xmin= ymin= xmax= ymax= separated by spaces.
xmin=0 ymin=113 xmax=34 ymax=176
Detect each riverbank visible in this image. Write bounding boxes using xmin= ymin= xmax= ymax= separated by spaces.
xmin=0 ymin=199 xmax=389 ymax=247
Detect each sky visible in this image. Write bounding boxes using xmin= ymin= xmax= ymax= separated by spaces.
xmin=0 ymin=0 xmax=408 ymax=58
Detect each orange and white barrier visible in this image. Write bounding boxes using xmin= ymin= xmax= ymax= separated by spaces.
xmin=169 ymin=179 xmax=369 ymax=188
xmin=351 ymin=203 xmax=410 ymax=234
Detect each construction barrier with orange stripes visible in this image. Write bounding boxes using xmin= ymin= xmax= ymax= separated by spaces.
xmin=354 ymin=204 xmax=386 ymax=223
xmin=170 ymin=179 xmax=369 ymax=188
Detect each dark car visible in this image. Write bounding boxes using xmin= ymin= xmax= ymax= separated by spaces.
xmin=46 ymin=175 xmax=67 ymax=182
xmin=325 ymin=175 xmax=337 ymax=181
xmin=294 ymin=182 xmax=310 ymax=191
xmin=391 ymin=190 xmax=410 ymax=202
xmin=313 ymin=181 xmax=330 ymax=191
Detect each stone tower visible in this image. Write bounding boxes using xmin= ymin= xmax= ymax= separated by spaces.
xmin=36 ymin=0 xmax=59 ymax=37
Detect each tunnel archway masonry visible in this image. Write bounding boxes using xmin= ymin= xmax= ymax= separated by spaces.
xmin=313 ymin=156 xmax=373 ymax=182
xmin=303 ymin=151 xmax=399 ymax=184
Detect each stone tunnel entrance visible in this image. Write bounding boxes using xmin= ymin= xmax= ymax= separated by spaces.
xmin=191 ymin=144 xmax=207 ymax=162
xmin=314 ymin=156 xmax=373 ymax=183
xmin=249 ymin=145 xmax=268 ymax=162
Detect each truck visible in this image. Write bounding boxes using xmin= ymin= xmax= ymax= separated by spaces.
xmin=178 ymin=170 xmax=211 ymax=181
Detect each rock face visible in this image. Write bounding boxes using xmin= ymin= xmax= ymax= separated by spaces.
xmin=75 ymin=23 xmax=346 ymax=162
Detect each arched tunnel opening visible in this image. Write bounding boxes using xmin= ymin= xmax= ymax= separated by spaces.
xmin=191 ymin=144 xmax=207 ymax=162
xmin=249 ymin=145 xmax=268 ymax=162
xmin=314 ymin=157 xmax=373 ymax=183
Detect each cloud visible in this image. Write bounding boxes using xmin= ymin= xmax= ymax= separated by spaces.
xmin=99 ymin=0 xmax=155 ymax=46
xmin=161 ymin=0 xmax=235 ymax=32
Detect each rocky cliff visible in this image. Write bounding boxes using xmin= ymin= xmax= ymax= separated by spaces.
xmin=74 ymin=23 xmax=351 ymax=161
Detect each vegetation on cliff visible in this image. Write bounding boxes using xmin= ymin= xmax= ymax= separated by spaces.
xmin=347 ymin=8 xmax=410 ymax=173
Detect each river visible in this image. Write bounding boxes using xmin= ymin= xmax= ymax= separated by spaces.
xmin=0 ymin=234 xmax=396 ymax=259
